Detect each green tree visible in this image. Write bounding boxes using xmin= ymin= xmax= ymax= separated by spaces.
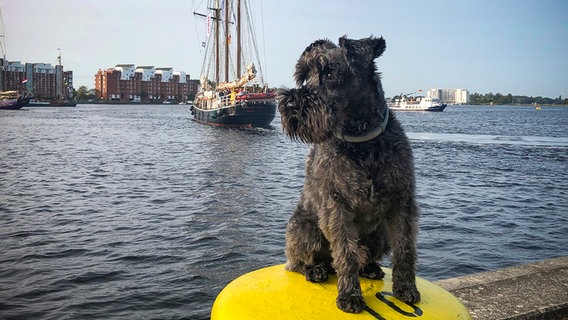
xmin=75 ymin=86 xmax=89 ymax=100
xmin=86 ymin=88 xmax=96 ymax=100
xmin=75 ymin=86 xmax=97 ymax=100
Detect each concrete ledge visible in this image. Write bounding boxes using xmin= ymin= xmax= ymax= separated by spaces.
xmin=435 ymin=256 xmax=568 ymax=320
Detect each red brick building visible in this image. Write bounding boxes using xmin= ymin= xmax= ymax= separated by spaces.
xmin=0 ymin=59 xmax=73 ymax=99
xmin=94 ymin=64 xmax=198 ymax=103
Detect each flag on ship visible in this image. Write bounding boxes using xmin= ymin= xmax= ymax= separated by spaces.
xmin=207 ymin=15 xmax=211 ymax=37
xmin=21 ymin=78 xmax=28 ymax=84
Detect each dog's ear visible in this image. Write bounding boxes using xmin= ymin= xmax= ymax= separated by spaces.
xmin=370 ymin=36 xmax=386 ymax=59
xmin=295 ymin=39 xmax=337 ymax=86
xmin=339 ymin=35 xmax=386 ymax=60
xmin=338 ymin=35 xmax=351 ymax=52
xmin=294 ymin=56 xmax=309 ymax=86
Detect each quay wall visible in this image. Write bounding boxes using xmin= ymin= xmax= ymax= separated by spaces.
xmin=435 ymin=256 xmax=568 ymax=320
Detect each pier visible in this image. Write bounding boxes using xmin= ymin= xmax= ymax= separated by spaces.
xmin=435 ymin=256 xmax=568 ymax=319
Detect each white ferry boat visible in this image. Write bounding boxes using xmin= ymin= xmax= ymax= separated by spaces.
xmin=389 ymin=96 xmax=447 ymax=112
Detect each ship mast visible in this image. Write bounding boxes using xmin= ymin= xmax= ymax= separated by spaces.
xmin=214 ymin=0 xmax=220 ymax=84
xmin=224 ymin=0 xmax=229 ymax=82
xmin=0 ymin=8 xmax=6 ymax=91
xmin=0 ymin=8 xmax=6 ymax=64
xmin=236 ymin=0 xmax=241 ymax=77
xmin=194 ymin=0 xmax=245 ymax=88
xmin=224 ymin=0 xmax=241 ymax=82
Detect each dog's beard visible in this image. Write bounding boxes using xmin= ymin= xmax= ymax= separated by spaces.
xmin=277 ymin=87 xmax=339 ymax=144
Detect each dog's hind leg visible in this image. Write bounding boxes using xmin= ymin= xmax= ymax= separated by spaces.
xmin=285 ymin=204 xmax=330 ymax=283
xmin=388 ymin=202 xmax=421 ymax=303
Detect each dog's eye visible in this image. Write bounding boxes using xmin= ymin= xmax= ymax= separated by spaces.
xmin=324 ymin=67 xmax=334 ymax=79
xmin=325 ymin=70 xmax=341 ymax=83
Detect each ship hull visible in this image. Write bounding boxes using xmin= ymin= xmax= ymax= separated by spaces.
xmin=49 ymin=100 xmax=77 ymax=107
xmin=391 ymin=104 xmax=447 ymax=112
xmin=191 ymin=100 xmax=276 ymax=128
xmin=0 ymin=97 xmax=30 ymax=110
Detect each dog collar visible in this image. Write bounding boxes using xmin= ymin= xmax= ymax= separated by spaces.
xmin=334 ymin=108 xmax=390 ymax=143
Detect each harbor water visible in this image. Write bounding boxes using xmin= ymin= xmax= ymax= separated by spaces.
xmin=1 ymin=104 xmax=567 ymax=319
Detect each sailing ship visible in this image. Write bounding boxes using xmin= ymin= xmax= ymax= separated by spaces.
xmin=0 ymin=91 xmax=30 ymax=110
xmin=190 ymin=0 xmax=276 ymax=127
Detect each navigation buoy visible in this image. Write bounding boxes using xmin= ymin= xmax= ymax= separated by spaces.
xmin=211 ymin=264 xmax=471 ymax=320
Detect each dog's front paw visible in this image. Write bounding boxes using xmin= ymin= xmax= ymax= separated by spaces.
xmin=305 ymin=264 xmax=328 ymax=283
xmin=336 ymin=293 xmax=366 ymax=313
xmin=393 ymin=281 xmax=421 ymax=303
xmin=360 ymin=263 xmax=385 ymax=280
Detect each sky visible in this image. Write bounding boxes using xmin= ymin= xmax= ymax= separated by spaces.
xmin=1 ymin=0 xmax=567 ymax=98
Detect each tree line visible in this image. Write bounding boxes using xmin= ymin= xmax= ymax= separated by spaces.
xmin=73 ymin=86 xmax=97 ymax=101
xmin=469 ymin=92 xmax=567 ymax=105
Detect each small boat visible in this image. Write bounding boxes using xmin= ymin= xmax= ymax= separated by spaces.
xmin=0 ymin=91 xmax=30 ymax=110
xmin=190 ymin=0 xmax=276 ymax=127
xmin=27 ymin=98 xmax=77 ymax=107
xmin=49 ymin=98 xmax=77 ymax=107
xmin=389 ymin=96 xmax=447 ymax=112
xmin=27 ymin=99 xmax=51 ymax=107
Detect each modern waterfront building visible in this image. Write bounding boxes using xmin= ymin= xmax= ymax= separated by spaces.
xmin=0 ymin=58 xmax=73 ymax=100
xmin=95 ymin=65 xmax=198 ymax=103
xmin=427 ymin=88 xmax=469 ymax=105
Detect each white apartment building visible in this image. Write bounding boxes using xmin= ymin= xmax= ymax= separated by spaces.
xmin=174 ymin=71 xmax=187 ymax=83
xmin=135 ymin=66 xmax=156 ymax=81
xmin=155 ymin=67 xmax=174 ymax=82
xmin=5 ymin=61 xmax=25 ymax=72
xmin=33 ymin=63 xmax=55 ymax=74
xmin=114 ymin=64 xmax=136 ymax=80
xmin=427 ymin=88 xmax=469 ymax=105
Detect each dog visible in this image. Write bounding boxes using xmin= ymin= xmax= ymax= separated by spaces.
xmin=276 ymin=35 xmax=421 ymax=313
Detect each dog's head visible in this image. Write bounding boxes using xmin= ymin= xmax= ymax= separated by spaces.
xmin=277 ymin=36 xmax=387 ymax=143
xmin=294 ymin=36 xmax=386 ymax=103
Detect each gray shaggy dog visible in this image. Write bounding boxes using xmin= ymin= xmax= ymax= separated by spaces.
xmin=277 ymin=35 xmax=420 ymax=313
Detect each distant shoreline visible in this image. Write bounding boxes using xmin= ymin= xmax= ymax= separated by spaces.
xmin=73 ymin=100 xmax=567 ymax=107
